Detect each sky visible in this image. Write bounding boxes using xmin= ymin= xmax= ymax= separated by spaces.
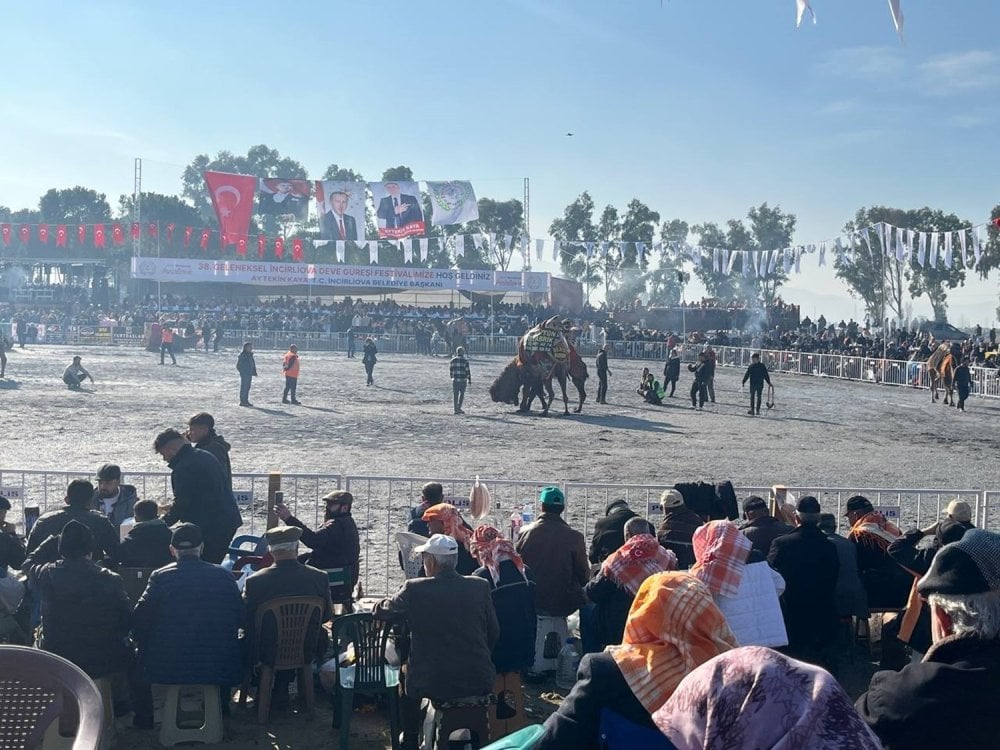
xmin=1 ymin=0 xmax=999 ymax=324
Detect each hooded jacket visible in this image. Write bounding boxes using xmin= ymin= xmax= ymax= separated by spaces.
xmin=588 ymin=501 xmax=653 ymax=564
xmin=195 ymin=431 xmax=233 ymax=495
xmin=111 ymin=519 xmax=174 ymax=569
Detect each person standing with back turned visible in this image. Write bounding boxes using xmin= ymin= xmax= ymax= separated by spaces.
xmin=449 ymin=346 xmax=471 ymax=414
xmin=596 ymin=345 xmax=611 ymax=404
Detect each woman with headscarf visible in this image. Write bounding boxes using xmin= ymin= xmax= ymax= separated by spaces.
xmin=691 ymin=520 xmax=787 ymax=649
xmin=421 ymin=502 xmax=476 ymax=574
xmin=536 ymin=572 xmax=738 ymax=750
xmin=654 ymin=646 xmax=882 ymax=750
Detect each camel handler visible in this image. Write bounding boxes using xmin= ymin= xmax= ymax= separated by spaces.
xmin=63 ymin=356 xmax=94 ymax=390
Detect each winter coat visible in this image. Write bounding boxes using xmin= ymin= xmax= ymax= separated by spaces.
xmin=664 ymin=355 xmax=681 ymax=381
xmin=767 ymin=524 xmax=839 ymax=647
xmin=362 ymin=342 xmax=378 ymax=365
xmin=589 ymin=502 xmax=653 ymax=564
xmin=194 ymin=432 xmax=233 ymax=496
xmin=236 ymin=350 xmax=257 ymax=377
xmin=857 ymin=635 xmax=1000 ymax=750
xmin=162 ymin=444 xmax=242 ymax=549
xmin=739 ymin=515 xmax=794 ymax=559
xmin=111 ymin=519 xmax=174 ymax=569
xmin=285 ymin=511 xmax=360 ymax=586
xmin=26 ymin=506 xmax=118 ymax=560
xmin=0 ymin=529 xmax=26 ymax=570
xmin=712 ymin=561 xmax=788 ymax=648
xmin=824 ymin=532 xmax=869 ymax=618
xmin=474 ymin=560 xmax=536 ymax=673
xmin=585 ymin=573 xmax=634 ymax=649
xmin=37 ymin=558 xmax=130 ymax=678
xmin=516 ymin=512 xmax=590 ymax=617
xmin=656 ymin=505 xmax=704 ymax=569
xmin=132 ymin=557 xmax=243 ymax=685
xmin=90 ymin=484 xmax=138 ymax=528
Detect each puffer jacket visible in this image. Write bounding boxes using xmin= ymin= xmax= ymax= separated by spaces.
xmin=37 ymin=558 xmax=130 ymax=678
xmin=713 ymin=561 xmax=788 ymax=648
xmin=162 ymin=444 xmax=242 ymax=549
xmin=194 ymin=432 xmax=233 ymax=495
xmin=515 ymin=512 xmax=589 ymax=617
xmin=132 ymin=557 xmax=243 ymax=685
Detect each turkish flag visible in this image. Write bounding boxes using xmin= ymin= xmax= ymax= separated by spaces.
xmin=56 ymin=225 xmax=67 ymax=247
xmin=184 ymin=226 xmax=193 ymax=248
xmin=94 ymin=224 xmax=106 ymax=248
xmin=204 ymin=171 xmax=257 ymax=247
xmin=200 ymin=229 xmax=210 ymax=251
xmin=19 ymin=225 xmax=30 ymax=244
xmin=148 ymin=222 xmax=158 ymax=238
xmin=292 ymin=237 xmax=304 ymax=262
xmin=993 ymin=217 xmax=1000 ymax=229
xmin=257 ymin=234 xmax=266 ymax=258
xmin=166 ymin=223 xmax=176 ymax=244
xmin=1 ymin=224 xmax=10 ymax=246
xmin=236 ymin=236 xmax=249 ymax=256
xmin=112 ymin=224 xmax=125 ymax=246
xmin=274 ymin=237 xmax=285 ymax=258
xmin=78 ymin=225 xmax=86 ymax=245
xmin=38 ymin=224 xmax=50 ymax=244
xmin=131 ymin=222 xmax=140 ymax=240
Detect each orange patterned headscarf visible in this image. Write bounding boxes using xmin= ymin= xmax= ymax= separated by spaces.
xmin=690 ymin=520 xmax=752 ymax=598
xmin=602 ymin=534 xmax=678 ymax=595
xmin=607 ymin=572 xmax=738 ymax=714
xmin=471 ymin=525 xmax=526 ymax=583
xmin=422 ymin=503 xmax=471 ymax=546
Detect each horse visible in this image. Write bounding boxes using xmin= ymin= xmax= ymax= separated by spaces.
xmin=926 ymin=344 xmax=956 ymax=406
xmin=489 ymin=357 xmax=550 ymax=415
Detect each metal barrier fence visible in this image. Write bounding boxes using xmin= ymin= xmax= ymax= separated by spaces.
xmin=2 ymin=467 xmax=995 ymax=596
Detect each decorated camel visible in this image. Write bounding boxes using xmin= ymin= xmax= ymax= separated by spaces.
xmin=926 ymin=344 xmax=956 ymax=405
xmin=489 ymin=316 xmax=588 ymax=415
xmin=443 ymin=317 xmax=469 ymax=356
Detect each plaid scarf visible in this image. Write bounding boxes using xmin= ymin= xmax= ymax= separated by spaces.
xmin=690 ymin=521 xmax=751 ymax=598
xmin=421 ymin=503 xmax=472 ymax=547
xmin=471 ymin=525 xmax=526 ymax=583
xmin=849 ymin=511 xmax=901 ymax=554
xmin=608 ymin=572 xmax=737 ymax=714
xmin=602 ymin=534 xmax=678 ymax=595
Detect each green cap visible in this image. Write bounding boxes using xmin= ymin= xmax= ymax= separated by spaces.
xmin=539 ymin=486 xmax=565 ymax=508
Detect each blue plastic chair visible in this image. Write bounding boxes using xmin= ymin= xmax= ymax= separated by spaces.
xmin=227 ymin=535 xmax=264 ymax=563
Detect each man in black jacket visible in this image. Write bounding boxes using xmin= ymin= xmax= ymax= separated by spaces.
xmin=236 ymin=342 xmax=257 ymax=407
xmin=741 ymin=353 xmax=772 ymax=416
xmin=595 ymin=345 xmax=610 ymax=404
xmin=154 ymin=429 xmax=242 ymax=564
xmin=110 ymin=500 xmax=174 ymax=569
xmin=186 ymin=412 xmax=233 ymax=495
xmin=588 ymin=499 xmax=652 ymax=564
xmin=740 ymin=496 xmax=793 ymax=559
xmin=275 ymin=490 xmax=360 ymax=587
xmin=26 ymin=480 xmax=118 ymax=561
xmin=0 ymin=495 xmax=26 ymax=570
xmin=688 ymin=353 xmax=710 ymax=410
xmin=663 ymin=348 xmax=681 ymax=398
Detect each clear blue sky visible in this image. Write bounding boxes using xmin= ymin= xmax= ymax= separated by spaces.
xmin=1 ymin=1 xmax=998 ymax=322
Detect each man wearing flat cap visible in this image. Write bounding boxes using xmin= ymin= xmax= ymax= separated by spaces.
xmin=739 ymin=495 xmax=793 ymax=559
xmin=243 ymin=525 xmax=332 ymax=711
xmin=857 ymin=529 xmax=1000 ymax=749
xmin=845 ymin=495 xmax=910 ymax=609
xmin=275 ymin=490 xmax=360 ymax=588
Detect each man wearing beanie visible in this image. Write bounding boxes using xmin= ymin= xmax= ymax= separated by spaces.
xmin=35 ymin=520 xmax=131 ymax=680
xmin=857 ymin=529 xmax=1000 ymax=749
xmin=656 ymin=489 xmax=704 ymax=569
xmin=767 ymin=496 xmax=840 ymax=670
xmin=516 ymin=487 xmax=589 ymax=674
xmin=739 ymin=495 xmax=793 ymax=559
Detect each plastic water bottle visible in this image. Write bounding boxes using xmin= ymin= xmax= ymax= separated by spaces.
xmin=556 ymin=638 xmax=580 ymax=691
xmin=510 ymin=507 xmax=523 ymax=540
xmin=521 ymin=503 xmax=534 ymax=524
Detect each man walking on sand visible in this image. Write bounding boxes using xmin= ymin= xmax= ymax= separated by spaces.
xmin=450 ymin=346 xmax=471 ymax=414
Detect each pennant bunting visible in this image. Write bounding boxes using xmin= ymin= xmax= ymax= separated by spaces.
xmin=552 ymin=239 xmax=561 ymax=261
xmin=958 ymin=229 xmax=968 ymax=268
xmin=368 ymin=240 xmax=379 ymax=264
xmin=112 ymin=224 xmax=125 ymax=246
xmin=418 ymin=238 xmax=428 ymax=262
xmin=917 ymin=232 xmax=927 ymax=267
xmin=455 ymin=234 xmax=465 ymax=258
xmin=725 ymin=249 xmax=737 ymax=275
xmin=584 ymin=241 xmax=595 ymax=258
xmin=943 ymin=231 xmax=953 ymax=269
xmin=336 ymin=240 xmax=346 ymax=263
xmin=930 ymin=232 xmax=940 ymax=266
xmin=795 ymin=0 xmax=816 ymax=27
xmin=257 ymin=234 xmax=266 ymax=258
xmin=1 ymin=224 xmax=10 ymax=246
xmin=184 ymin=226 xmax=193 ymax=248
xmin=274 ymin=237 xmax=285 ymax=258
xmin=166 ymin=223 xmax=176 ymax=245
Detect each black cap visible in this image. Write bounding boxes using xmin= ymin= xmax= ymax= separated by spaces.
xmin=918 ymin=529 xmax=1000 ymax=597
xmin=170 ymin=523 xmax=203 ymax=550
xmin=797 ymin=496 xmax=821 ymax=514
xmin=59 ymin=520 xmax=93 ymax=559
xmin=845 ymin=495 xmax=873 ymax=515
xmin=96 ymin=464 xmax=121 ymax=481
xmin=743 ymin=496 xmax=767 ymax=513
xmin=937 ymin=519 xmax=970 ymax=547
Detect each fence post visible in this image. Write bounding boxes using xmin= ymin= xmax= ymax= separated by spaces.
xmin=266 ymin=472 xmax=281 ymax=530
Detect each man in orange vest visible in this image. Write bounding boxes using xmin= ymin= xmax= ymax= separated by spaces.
xmin=160 ymin=325 xmax=177 ymax=365
xmin=282 ymin=344 xmax=301 ymax=405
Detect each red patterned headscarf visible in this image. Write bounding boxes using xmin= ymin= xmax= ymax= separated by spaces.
xmin=471 ymin=524 xmax=526 ymax=583
xmin=422 ymin=503 xmax=472 ymax=546
xmin=602 ymin=534 xmax=678 ymax=595
xmin=691 ymin=521 xmax=752 ymax=598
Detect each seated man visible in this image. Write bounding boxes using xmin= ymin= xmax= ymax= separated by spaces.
xmin=0 ymin=495 xmax=26 ymax=571
xmin=407 ymin=481 xmax=443 ymax=537
xmin=844 ymin=495 xmax=910 ymax=609
xmin=739 ymin=496 xmax=793 ymax=560
xmin=25 ymin=479 xmax=118 ymax=565
xmin=643 ymin=374 xmax=664 ymax=405
xmin=422 ymin=502 xmax=477 ymax=575
xmin=62 ymin=355 xmax=94 ymax=389
xmin=656 ymin=490 xmax=703 ymax=569
xmin=110 ymin=500 xmax=174 ymax=569
xmin=589 ymin=499 xmax=654 ymax=565
xmin=857 ymin=529 xmax=1000 ymax=749
xmin=381 ymin=534 xmax=498 ymax=750
xmin=130 ymin=524 xmax=243 ymax=729
xmin=275 ymin=490 xmax=360 ymax=589
xmin=92 ymin=463 xmax=138 ymax=529
xmin=818 ymin=513 xmax=868 ymax=620
xmin=244 ymin=526 xmax=332 ymax=711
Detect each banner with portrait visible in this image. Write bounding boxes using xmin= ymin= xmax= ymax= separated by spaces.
xmin=426 ymin=181 xmax=479 ymax=226
xmin=315 ymin=181 xmax=367 ymax=242
xmin=370 ymin=180 xmax=425 ymax=239
xmin=257 ymin=178 xmax=311 ymax=220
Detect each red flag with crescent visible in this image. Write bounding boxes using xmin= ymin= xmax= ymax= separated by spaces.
xmin=200 ymin=229 xmax=211 ymax=251
xmin=93 ymin=224 xmax=106 ymax=248
xmin=257 ymin=234 xmax=266 ymax=258
xmin=112 ymin=224 xmax=125 ymax=246
xmin=166 ymin=223 xmax=175 ymax=244
xmin=130 ymin=222 xmax=140 ymax=240
xmin=236 ymin=235 xmax=248 ymax=256
xmin=56 ymin=225 xmax=67 ymax=247
xmin=204 ymin=171 xmax=257 ymax=247
xmin=19 ymin=225 xmax=30 ymax=244
xmin=292 ymin=237 xmax=304 ymax=261
xmin=274 ymin=237 xmax=285 ymax=258
xmin=184 ymin=227 xmax=193 ymax=248
xmin=78 ymin=225 xmax=86 ymax=245
xmin=1 ymin=223 xmax=11 ymax=246
xmin=993 ymin=217 xmax=1000 ymax=229
xmin=38 ymin=224 xmax=50 ymax=244
xmin=148 ymin=222 xmax=158 ymax=238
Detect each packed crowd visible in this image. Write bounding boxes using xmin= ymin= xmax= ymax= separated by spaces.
xmin=2 ymin=424 xmax=997 ymax=749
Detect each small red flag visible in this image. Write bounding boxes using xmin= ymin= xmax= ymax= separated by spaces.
xmin=200 ymin=229 xmax=210 ymax=251
xmin=78 ymin=225 xmax=86 ymax=245
xmin=166 ymin=223 xmax=176 ymax=244
xmin=19 ymin=225 xmax=30 ymax=244
xmin=148 ymin=222 xmax=158 ymax=238
xmin=257 ymin=234 xmax=266 ymax=257
xmin=993 ymin=217 xmax=1000 ymax=229
xmin=1 ymin=224 xmax=10 ymax=246
xmin=184 ymin=226 xmax=193 ymax=248
xmin=112 ymin=224 xmax=125 ymax=246
xmin=56 ymin=225 xmax=67 ymax=247
xmin=274 ymin=237 xmax=285 ymax=258
xmin=94 ymin=224 xmax=106 ymax=248
xmin=236 ymin=236 xmax=248 ymax=256
xmin=38 ymin=224 xmax=50 ymax=244
xmin=130 ymin=222 xmax=140 ymax=240
xmin=292 ymin=237 xmax=304 ymax=261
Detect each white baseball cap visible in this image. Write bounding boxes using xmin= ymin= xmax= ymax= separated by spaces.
xmin=414 ymin=533 xmax=458 ymax=556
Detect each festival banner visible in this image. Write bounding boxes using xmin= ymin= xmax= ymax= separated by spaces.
xmin=131 ymin=256 xmax=551 ymax=292
xmin=425 ymin=181 xmax=479 ymax=226
xmin=370 ymin=180 xmax=425 ymax=239
xmin=257 ymin=178 xmax=311 ymax=220
xmin=315 ymin=181 xmax=366 ymax=242
xmin=204 ymin=171 xmax=257 ymax=247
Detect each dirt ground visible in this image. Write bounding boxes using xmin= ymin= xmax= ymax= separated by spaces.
xmin=0 ymin=342 xmax=986 ymax=747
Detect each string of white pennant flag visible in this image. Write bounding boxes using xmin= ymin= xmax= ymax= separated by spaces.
xmin=795 ymin=0 xmax=904 ymax=40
